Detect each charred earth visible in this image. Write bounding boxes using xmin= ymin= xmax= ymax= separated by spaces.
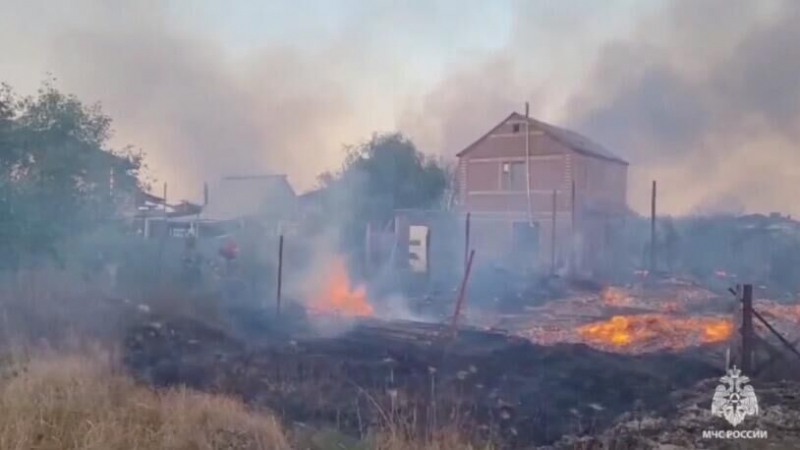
xmin=123 ymin=309 xmax=722 ymax=447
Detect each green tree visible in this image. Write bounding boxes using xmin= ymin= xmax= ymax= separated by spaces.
xmin=319 ymin=132 xmax=447 ymax=251
xmin=0 ymin=81 xmax=145 ymax=269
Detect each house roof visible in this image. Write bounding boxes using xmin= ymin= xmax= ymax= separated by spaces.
xmin=456 ymin=112 xmax=628 ymax=165
xmin=221 ymin=174 xmax=296 ymax=194
xmin=136 ymin=190 xmax=165 ymax=205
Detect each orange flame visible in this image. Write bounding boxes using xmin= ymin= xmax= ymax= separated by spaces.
xmin=310 ymin=257 xmax=374 ymax=317
xmin=704 ymin=321 xmax=734 ymax=342
xmin=578 ymin=314 xmax=733 ymax=350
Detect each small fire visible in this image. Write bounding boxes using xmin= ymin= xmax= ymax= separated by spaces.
xmin=578 ymin=314 xmax=733 ymax=351
xmin=310 ymin=257 xmax=374 ymax=317
xmin=582 ymin=316 xmax=634 ymax=346
xmin=704 ymin=320 xmax=734 ymax=342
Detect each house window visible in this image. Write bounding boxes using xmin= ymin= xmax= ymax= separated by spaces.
xmin=512 ymin=123 xmax=521 ymax=133
xmin=502 ymin=161 xmax=527 ymax=190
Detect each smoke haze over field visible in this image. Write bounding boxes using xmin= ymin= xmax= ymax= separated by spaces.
xmin=3 ymin=0 xmax=800 ymax=215
xmin=569 ymin=0 xmax=800 ymax=215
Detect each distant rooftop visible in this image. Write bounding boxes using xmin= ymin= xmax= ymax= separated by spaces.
xmin=457 ymin=112 xmax=628 ymax=165
xmin=203 ymin=174 xmax=297 ymax=220
xmin=222 ymin=174 xmax=290 ymax=181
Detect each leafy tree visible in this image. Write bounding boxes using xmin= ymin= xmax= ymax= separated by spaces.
xmin=318 ymin=132 xmax=447 ymax=254
xmin=0 ymin=81 xmax=145 ymax=269
xmin=327 ymin=133 xmax=446 ymax=221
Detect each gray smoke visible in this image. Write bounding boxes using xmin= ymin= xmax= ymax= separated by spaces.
xmin=568 ymin=0 xmax=800 ymax=214
xmin=400 ymin=0 xmax=800 ymax=216
xmin=4 ymin=0 xmax=800 ymax=216
xmin=398 ymin=55 xmax=544 ymax=157
xmin=0 ymin=0 xmax=359 ymax=201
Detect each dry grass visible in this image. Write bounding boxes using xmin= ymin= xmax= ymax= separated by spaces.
xmin=0 ymin=349 xmax=494 ymax=450
xmin=369 ymin=429 xmax=496 ymax=450
xmin=0 ymin=350 xmax=290 ymax=450
xmin=0 ymin=266 xmax=495 ymax=449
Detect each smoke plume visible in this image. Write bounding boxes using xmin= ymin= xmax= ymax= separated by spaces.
xmin=568 ymin=0 xmax=800 ymax=215
xmin=400 ymin=0 xmax=800 ymax=216
xmin=4 ymin=0 xmax=800 ymax=216
xmin=0 ymin=0 xmax=361 ymax=201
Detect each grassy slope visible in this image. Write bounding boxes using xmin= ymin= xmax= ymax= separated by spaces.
xmin=0 ymin=350 xmax=290 ymax=450
xmin=0 ymin=350 xmax=491 ymax=450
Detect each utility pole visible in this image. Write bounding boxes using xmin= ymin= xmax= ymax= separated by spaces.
xmin=741 ymin=284 xmax=753 ymax=373
xmin=365 ymin=222 xmax=372 ymax=278
xmin=551 ymin=189 xmax=557 ymax=276
xmin=276 ymin=235 xmax=284 ymax=316
xmin=570 ymin=178 xmax=576 ymax=274
xmin=525 ymin=102 xmax=533 ymax=226
xmin=464 ymin=212 xmax=471 ymax=273
xmin=650 ymin=180 xmax=657 ymax=275
xmin=156 ymin=182 xmax=169 ymax=285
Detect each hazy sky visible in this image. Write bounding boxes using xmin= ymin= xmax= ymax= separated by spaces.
xmin=3 ymin=0 xmax=799 ymax=217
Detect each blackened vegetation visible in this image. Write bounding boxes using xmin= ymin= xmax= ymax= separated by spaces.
xmin=123 ymin=314 xmax=719 ymax=447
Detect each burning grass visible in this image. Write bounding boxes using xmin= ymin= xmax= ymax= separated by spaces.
xmin=578 ymin=314 xmax=733 ymax=352
xmin=505 ymin=282 xmax=739 ymax=354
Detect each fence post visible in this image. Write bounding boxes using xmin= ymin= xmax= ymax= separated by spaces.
xmin=741 ymin=284 xmax=754 ymax=373
xmin=464 ymin=212 xmax=471 ymax=273
xmin=276 ymin=235 xmax=284 ymax=316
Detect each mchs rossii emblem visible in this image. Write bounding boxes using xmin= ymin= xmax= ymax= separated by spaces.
xmin=711 ymin=366 xmax=759 ymax=427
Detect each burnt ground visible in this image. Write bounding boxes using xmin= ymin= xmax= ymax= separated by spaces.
xmin=122 ymin=311 xmax=723 ymax=448
xmin=547 ymin=378 xmax=800 ymax=449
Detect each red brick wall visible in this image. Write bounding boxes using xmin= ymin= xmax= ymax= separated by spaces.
xmin=455 ymin=114 xmax=628 ymax=273
xmin=572 ymin=154 xmax=627 ymax=211
xmin=466 ymin=191 xmax=572 ymax=213
xmin=465 ymin=160 xmax=498 ymax=191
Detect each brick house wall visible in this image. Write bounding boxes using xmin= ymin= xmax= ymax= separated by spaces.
xmin=456 ymin=112 xmax=628 ymax=274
